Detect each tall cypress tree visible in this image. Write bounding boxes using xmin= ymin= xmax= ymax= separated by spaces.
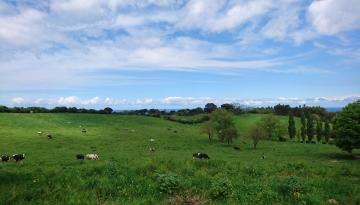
xmin=316 ymin=121 xmax=323 ymax=143
xmin=288 ymin=113 xmax=296 ymax=140
xmin=324 ymin=121 xmax=330 ymax=143
xmin=307 ymin=115 xmax=314 ymax=142
xmin=300 ymin=112 xmax=306 ymax=142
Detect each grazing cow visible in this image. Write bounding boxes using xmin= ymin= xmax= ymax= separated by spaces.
xmin=85 ymin=154 xmax=99 ymax=160
xmin=233 ymin=146 xmax=240 ymax=150
xmin=37 ymin=131 xmax=43 ymax=135
xmin=173 ymin=130 xmax=178 ymax=133
xmin=149 ymin=147 xmax=156 ymax=152
xmin=12 ymin=154 xmax=25 ymax=162
xmin=193 ymin=153 xmax=210 ymax=159
xmin=1 ymin=155 xmax=10 ymax=162
xmin=47 ymin=134 xmax=52 ymax=139
xmin=82 ymin=128 xmax=87 ymax=133
xmin=76 ymin=154 xmax=85 ymax=160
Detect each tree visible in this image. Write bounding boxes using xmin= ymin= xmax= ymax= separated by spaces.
xmin=259 ymin=114 xmax=280 ymax=139
xmin=249 ymin=123 xmax=266 ymax=149
xmin=300 ymin=111 xmax=306 ymax=142
xmin=201 ymin=120 xmax=216 ymax=142
xmin=204 ymin=103 xmax=218 ymax=113
xmin=307 ymin=115 xmax=314 ymax=142
xmin=324 ymin=121 xmax=331 ymax=143
xmin=316 ymin=121 xmax=323 ymax=143
xmin=334 ymin=100 xmax=360 ymax=153
xmin=103 ymin=107 xmax=113 ymax=114
xmin=209 ymin=109 xmax=238 ymax=144
xmin=288 ymin=113 xmax=296 ymax=140
xmin=301 ymin=126 xmax=306 ymax=142
xmin=220 ymin=103 xmax=235 ymax=112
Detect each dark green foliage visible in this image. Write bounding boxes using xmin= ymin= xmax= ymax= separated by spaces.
xmin=300 ymin=112 xmax=306 ymax=142
xmin=102 ymin=107 xmax=113 ymax=114
xmin=288 ymin=113 xmax=296 ymax=140
xmin=334 ymin=100 xmax=360 ymax=153
xmin=204 ymin=103 xmax=217 ymax=113
xmin=306 ymin=115 xmax=314 ymax=142
xmin=324 ymin=121 xmax=331 ymax=143
xmin=316 ymin=121 xmax=323 ymax=143
xmin=156 ymin=173 xmax=182 ymax=194
xmin=210 ymin=177 xmax=233 ymax=200
xmin=164 ymin=114 xmax=209 ymax=124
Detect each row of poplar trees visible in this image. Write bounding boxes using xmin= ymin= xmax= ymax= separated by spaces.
xmin=288 ymin=112 xmax=332 ymax=143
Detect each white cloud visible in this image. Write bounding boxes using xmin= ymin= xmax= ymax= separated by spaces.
xmin=0 ymin=8 xmax=45 ymax=46
xmin=308 ymin=0 xmax=360 ymax=35
xmin=11 ymin=97 xmax=24 ymax=104
xmin=177 ymin=0 xmax=274 ymax=32
xmin=5 ymin=95 xmax=359 ymax=108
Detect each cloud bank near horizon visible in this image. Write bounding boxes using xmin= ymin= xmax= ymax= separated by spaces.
xmin=6 ymin=95 xmax=359 ymax=109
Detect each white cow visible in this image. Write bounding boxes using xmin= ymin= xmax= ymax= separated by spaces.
xmin=85 ymin=154 xmax=99 ymax=160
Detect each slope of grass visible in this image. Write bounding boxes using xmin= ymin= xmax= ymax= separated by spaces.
xmin=0 ymin=113 xmax=359 ymax=205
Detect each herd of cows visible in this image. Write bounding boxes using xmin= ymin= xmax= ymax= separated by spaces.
xmin=0 ymin=127 xmax=212 ymax=163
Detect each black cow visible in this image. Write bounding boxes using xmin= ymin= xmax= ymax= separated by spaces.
xmin=82 ymin=129 xmax=87 ymax=133
xmin=76 ymin=154 xmax=85 ymax=160
xmin=233 ymin=146 xmax=240 ymax=150
xmin=193 ymin=153 xmax=210 ymax=159
xmin=1 ymin=155 xmax=10 ymax=162
xmin=12 ymin=154 xmax=25 ymax=162
xmin=47 ymin=134 xmax=52 ymax=139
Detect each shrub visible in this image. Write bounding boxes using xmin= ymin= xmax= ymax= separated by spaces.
xmin=278 ymin=176 xmax=304 ymax=200
xmin=210 ymin=178 xmax=233 ymax=200
xmin=156 ymin=173 xmax=182 ymax=195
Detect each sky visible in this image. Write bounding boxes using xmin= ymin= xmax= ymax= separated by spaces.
xmin=0 ymin=0 xmax=360 ymax=109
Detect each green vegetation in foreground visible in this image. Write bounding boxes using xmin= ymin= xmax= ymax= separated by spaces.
xmin=0 ymin=113 xmax=359 ymax=205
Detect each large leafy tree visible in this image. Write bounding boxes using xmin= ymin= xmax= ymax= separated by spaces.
xmin=288 ymin=113 xmax=296 ymax=140
xmin=210 ymin=109 xmax=238 ymax=144
xmin=204 ymin=103 xmax=218 ymax=113
xmin=334 ymin=100 xmax=360 ymax=153
xmin=259 ymin=114 xmax=281 ymax=139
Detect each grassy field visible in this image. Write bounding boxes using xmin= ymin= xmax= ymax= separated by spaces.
xmin=0 ymin=113 xmax=359 ymax=205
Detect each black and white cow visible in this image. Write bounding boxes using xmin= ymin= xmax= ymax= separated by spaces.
xmin=11 ymin=154 xmax=25 ymax=162
xmin=76 ymin=154 xmax=85 ymax=160
xmin=47 ymin=134 xmax=52 ymax=139
xmin=85 ymin=154 xmax=99 ymax=160
xmin=193 ymin=153 xmax=210 ymax=159
xmin=1 ymin=155 xmax=10 ymax=162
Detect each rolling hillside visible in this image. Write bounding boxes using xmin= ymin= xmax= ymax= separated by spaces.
xmin=0 ymin=113 xmax=358 ymax=205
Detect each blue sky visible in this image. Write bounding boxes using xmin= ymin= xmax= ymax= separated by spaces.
xmin=0 ymin=0 xmax=359 ymax=109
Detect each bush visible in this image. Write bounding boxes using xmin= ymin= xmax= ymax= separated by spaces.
xmin=156 ymin=173 xmax=182 ymax=195
xmin=278 ymin=176 xmax=304 ymax=200
xmin=210 ymin=177 xmax=233 ymax=200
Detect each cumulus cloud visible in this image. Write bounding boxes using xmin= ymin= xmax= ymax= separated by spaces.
xmin=308 ymin=0 xmax=360 ymax=35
